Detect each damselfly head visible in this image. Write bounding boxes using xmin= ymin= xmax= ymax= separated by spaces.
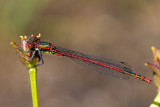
xmin=28 ymin=34 xmax=41 ymax=49
xmin=28 ymin=43 xmax=34 ymax=49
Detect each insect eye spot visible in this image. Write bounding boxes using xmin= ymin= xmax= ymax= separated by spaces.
xmin=28 ymin=43 xmax=33 ymax=48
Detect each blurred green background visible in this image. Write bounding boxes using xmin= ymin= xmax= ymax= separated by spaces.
xmin=1 ymin=0 xmax=159 ymax=107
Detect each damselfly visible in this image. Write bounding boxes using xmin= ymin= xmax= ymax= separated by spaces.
xmin=18 ymin=35 xmax=152 ymax=84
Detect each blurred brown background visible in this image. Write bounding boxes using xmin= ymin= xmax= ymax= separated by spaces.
xmin=0 ymin=0 xmax=159 ymax=107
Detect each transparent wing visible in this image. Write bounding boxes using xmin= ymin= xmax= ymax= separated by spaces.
xmin=55 ymin=47 xmax=132 ymax=79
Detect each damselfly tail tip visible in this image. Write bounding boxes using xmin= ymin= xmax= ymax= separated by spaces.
xmin=149 ymin=79 xmax=152 ymax=84
xmin=147 ymin=79 xmax=152 ymax=84
xmin=145 ymin=78 xmax=152 ymax=84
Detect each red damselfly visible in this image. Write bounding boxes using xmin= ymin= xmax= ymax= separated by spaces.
xmin=17 ymin=35 xmax=152 ymax=84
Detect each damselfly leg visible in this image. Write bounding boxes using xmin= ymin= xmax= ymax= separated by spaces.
xmin=14 ymin=46 xmax=44 ymax=65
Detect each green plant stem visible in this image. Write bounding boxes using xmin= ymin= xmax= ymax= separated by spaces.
xmin=29 ymin=67 xmax=39 ymax=107
xmin=150 ymin=91 xmax=160 ymax=107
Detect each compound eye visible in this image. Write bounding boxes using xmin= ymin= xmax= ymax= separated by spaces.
xmin=28 ymin=43 xmax=33 ymax=49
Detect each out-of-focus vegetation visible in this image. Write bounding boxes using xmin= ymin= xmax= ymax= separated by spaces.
xmin=1 ymin=0 xmax=160 ymax=107
xmin=146 ymin=47 xmax=160 ymax=107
